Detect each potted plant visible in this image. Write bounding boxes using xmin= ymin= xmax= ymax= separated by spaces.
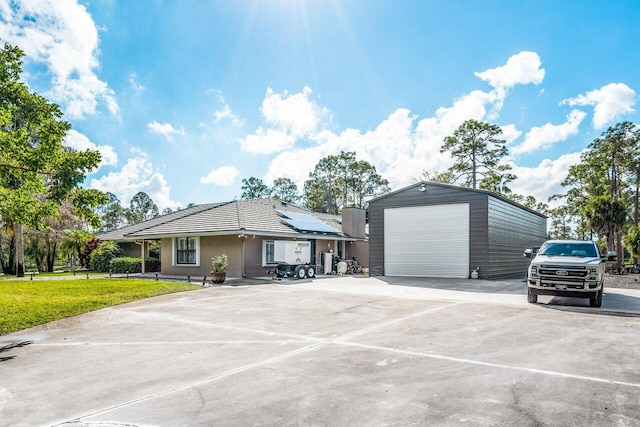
xmin=211 ymin=254 xmax=228 ymax=284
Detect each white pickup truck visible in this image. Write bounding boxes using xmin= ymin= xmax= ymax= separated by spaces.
xmin=524 ymin=240 xmax=614 ymax=308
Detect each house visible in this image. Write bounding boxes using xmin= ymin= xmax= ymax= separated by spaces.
xmin=367 ymin=182 xmax=547 ymax=280
xmin=97 ymin=198 xmax=368 ymax=278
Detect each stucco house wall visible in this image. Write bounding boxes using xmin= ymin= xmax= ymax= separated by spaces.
xmin=101 ymin=199 xmax=369 ymax=279
xmin=118 ymin=242 xmax=147 ymax=258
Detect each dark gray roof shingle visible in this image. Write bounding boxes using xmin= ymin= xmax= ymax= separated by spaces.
xmin=97 ymin=198 xmax=354 ymax=240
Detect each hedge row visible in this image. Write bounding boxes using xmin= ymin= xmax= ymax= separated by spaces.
xmin=110 ymin=257 xmax=161 ymax=274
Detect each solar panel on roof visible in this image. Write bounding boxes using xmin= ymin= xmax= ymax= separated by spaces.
xmin=277 ymin=210 xmax=340 ymax=234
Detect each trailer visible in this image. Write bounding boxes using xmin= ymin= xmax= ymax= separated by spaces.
xmin=275 ymin=262 xmax=315 ymax=279
xmin=273 ymin=241 xmax=316 ymax=279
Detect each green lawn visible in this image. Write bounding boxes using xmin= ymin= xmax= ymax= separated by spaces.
xmin=0 ymin=271 xmax=104 ymax=280
xmin=0 ymin=278 xmax=200 ymax=335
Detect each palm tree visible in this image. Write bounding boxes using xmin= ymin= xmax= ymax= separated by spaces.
xmin=60 ymin=229 xmax=92 ymax=270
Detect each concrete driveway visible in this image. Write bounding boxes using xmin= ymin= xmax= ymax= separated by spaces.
xmin=1 ymin=276 xmax=639 ymax=426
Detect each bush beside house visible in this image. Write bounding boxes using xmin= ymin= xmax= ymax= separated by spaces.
xmin=90 ymin=241 xmax=123 ymax=272
xmin=110 ymin=257 xmax=161 ymax=274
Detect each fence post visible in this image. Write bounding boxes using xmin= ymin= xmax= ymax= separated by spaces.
xmin=202 ymin=276 xmax=207 ymax=286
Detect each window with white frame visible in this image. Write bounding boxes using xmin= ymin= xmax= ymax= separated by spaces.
xmin=263 ymin=240 xmax=275 ymax=266
xmin=175 ymin=237 xmax=198 ymax=265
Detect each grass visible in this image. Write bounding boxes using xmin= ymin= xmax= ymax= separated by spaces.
xmin=0 ymin=278 xmax=200 ymax=335
xmin=0 ymin=271 xmax=105 ymax=280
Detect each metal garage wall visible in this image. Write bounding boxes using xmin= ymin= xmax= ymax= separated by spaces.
xmin=368 ymin=183 xmax=488 ymax=278
xmin=384 ymin=204 xmax=470 ymax=278
xmin=487 ymin=196 xmax=547 ymax=279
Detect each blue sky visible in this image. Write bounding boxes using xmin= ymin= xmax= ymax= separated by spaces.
xmin=1 ymin=0 xmax=639 ymax=210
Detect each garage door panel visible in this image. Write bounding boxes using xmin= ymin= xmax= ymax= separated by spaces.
xmin=384 ymin=204 xmax=469 ymax=278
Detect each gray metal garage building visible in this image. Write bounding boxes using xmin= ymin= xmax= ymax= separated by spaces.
xmin=368 ymin=182 xmax=547 ymax=280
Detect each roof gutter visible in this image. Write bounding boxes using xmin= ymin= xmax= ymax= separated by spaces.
xmin=123 ymin=229 xmax=367 ymax=242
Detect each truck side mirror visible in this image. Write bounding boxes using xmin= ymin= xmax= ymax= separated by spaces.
xmin=523 ymin=248 xmax=533 ymax=258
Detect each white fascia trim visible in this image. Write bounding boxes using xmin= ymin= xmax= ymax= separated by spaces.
xmin=133 ymin=230 xmax=364 ymax=241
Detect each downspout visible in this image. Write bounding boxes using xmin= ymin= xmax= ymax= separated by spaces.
xmin=238 ymin=231 xmax=247 ymax=278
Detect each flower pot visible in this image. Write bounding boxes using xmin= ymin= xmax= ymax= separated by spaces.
xmin=211 ymin=271 xmax=226 ymax=284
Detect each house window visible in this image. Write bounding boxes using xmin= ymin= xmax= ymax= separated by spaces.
xmin=175 ymin=237 xmax=198 ymax=265
xmin=263 ymin=240 xmax=276 ymax=266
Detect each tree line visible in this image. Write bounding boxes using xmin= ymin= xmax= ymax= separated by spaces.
xmin=96 ymin=191 xmax=197 ymax=232
xmin=241 ymin=151 xmax=391 ymax=215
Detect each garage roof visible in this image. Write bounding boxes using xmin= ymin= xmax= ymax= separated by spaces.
xmin=369 ymin=181 xmax=547 ymax=218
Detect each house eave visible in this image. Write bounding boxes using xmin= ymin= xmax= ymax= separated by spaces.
xmin=122 ymin=229 xmax=367 ymax=242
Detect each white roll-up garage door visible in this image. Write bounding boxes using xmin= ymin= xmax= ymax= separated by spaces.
xmin=384 ymin=204 xmax=469 ymax=278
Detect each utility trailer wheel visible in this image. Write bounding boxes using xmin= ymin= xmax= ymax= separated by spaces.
xmin=527 ymin=287 xmax=537 ymax=304
xmin=295 ymin=266 xmax=307 ymax=279
xmin=306 ymin=267 xmax=315 ymax=278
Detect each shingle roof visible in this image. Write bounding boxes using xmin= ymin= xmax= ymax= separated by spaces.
xmin=95 ymin=202 xmax=224 ymax=241
xmin=97 ymin=198 xmax=355 ymax=241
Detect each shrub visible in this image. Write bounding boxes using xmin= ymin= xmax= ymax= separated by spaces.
xmin=110 ymin=257 xmax=141 ymax=274
xmin=109 ymin=257 xmax=161 ymax=274
xmin=211 ymin=254 xmax=228 ymax=272
xmin=80 ymin=237 xmax=101 ymax=268
xmin=89 ymin=241 xmax=123 ymax=272
xmin=145 ymin=257 xmax=161 ymax=272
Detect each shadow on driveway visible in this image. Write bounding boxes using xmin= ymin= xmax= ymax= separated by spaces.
xmin=375 ymin=276 xmax=527 ymax=295
xmin=365 ymin=276 xmax=640 ymax=316
xmin=0 ymin=340 xmax=33 ymax=362
xmin=538 ymin=292 xmax=640 ymax=317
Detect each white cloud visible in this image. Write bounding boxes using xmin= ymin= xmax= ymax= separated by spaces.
xmin=128 ymin=72 xmax=145 ymax=92
xmin=0 ymin=0 xmax=118 ymax=119
xmin=239 ymin=127 xmax=297 ymax=154
xmin=511 ymin=110 xmax=586 ymax=154
xmin=263 ymin=54 xmax=547 ymax=194
xmin=415 ymin=89 xmax=500 ymax=147
xmin=200 ymin=166 xmax=239 ymax=186
xmin=147 ymin=121 xmax=186 ymax=142
xmin=63 ymin=129 xmax=118 ymax=170
xmin=500 ymin=124 xmax=523 ymax=145
xmin=214 ymin=104 xmax=243 ymax=126
xmin=90 ymin=150 xmax=180 ymax=211
xmin=265 ymin=108 xmax=450 ymax=192
xmin=239 ymin=86 xmax=326 ymax=154
xmin=261 ymin=86 xmax=320 ymax=135
xmin=562 ymin=83 xmax=636 ymax=129
xmin=475 ymin=51 xmax=545 ymax=89
xmin=510 ymin=151 xmax=584 ymax=206
xmin=253 ymin=52 xmax=579 ymax=206
xmin=205 ymin=89 xmax=243 ymax=127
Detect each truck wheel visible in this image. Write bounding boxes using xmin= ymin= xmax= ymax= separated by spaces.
xmin=590 ymin=289 xmax=603 ymax=307
xmin=527 ymin=287 xmax=537 ymax=304
xmin=306 ymin=267 xmax=315 ymax=278
xmin=295 ymin=266 xmax=307 ymax=279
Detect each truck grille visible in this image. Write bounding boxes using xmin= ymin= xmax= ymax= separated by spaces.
xmin=538 ymin=264 xmax=588 ymax=279
xmin=538 ymin=265 xmax=589 ymax=279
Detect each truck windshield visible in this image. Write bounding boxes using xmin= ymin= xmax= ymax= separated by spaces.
xmin=538 ymin=242 xmax=598 ymax=257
